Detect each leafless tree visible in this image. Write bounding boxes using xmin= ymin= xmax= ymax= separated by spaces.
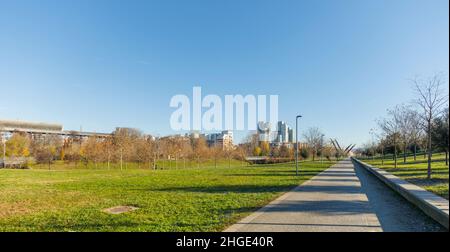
xmin=412 ymin=73 xmax=449 ymax=179
xmin=135 ymin=136 xmax=153 ymax=169
xmin=191 ymin=137 xmax=208 ymax=168
xmin=112 ymin=128 xmax=142 ymax=169
xmin=83 ymin=137 xmax=103 ymax=168
xmin=210 ymin=145 xmax=223 ymax=168
xmin=302 ymin=127 xmax=325 ymax=161
xmin=406 ymin=109 xmax=423 ymax=161
xmin=378 ymin=105 xmax=403 ymax=168
xmin=395 ymin=104 xmax=418 ymax=163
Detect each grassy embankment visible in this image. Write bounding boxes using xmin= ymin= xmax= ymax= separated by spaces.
xmin=361 ymin=153 xmax=449 ymax=199
xmin=0 ymin=159 xmax=335 ymax=231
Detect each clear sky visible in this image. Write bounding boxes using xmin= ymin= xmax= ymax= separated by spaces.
xmin=0 ymin=0 xmax=448 ymax=146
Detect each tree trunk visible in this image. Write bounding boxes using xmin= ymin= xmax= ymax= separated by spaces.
xmin=403 ymin=146 xmax=407 ymax=164
xmin=413 ymin=145 xmax=417 ymax=161
xmin=394 ymin=138 xmax=397 ymax=168
xmin=381 ymin=148 xmax=384 ymax=165
xmin=446 ymin=151 xmax=448 ymax=166
xmin=120 ymin=150 xmax=123 ymax=170
xmin=427 ymin=121 xmax=432 ymax=179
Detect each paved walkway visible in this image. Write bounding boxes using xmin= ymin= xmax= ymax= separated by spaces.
xmin=225 ymin=159 xmax=445 ymax=232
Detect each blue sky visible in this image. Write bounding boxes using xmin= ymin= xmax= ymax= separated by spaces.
xmin=0 ymin=0 xmax=448 ymax=146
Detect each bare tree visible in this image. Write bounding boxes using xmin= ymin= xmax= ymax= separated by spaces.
xmin=302 ymin=127 xmax=324 ymax=161
xmin=407 ymin=109 xmax=423 ymax=161
xmin=396 ymin=105 xmax=417 ymax=164
xmin=412 ymin=73 xmax=449 ymax=179
xmin=135 ymin=136 xmax=153 ymax=169
xmin=191 ymin=137 xmax=208 ymax=168
xmin=112 ymin=128 xmax=142 ymax=169
xmin=34 ymin=144 xmax=54 ymax=170
xmin=83 ymin=136 xmax=103 ymax=168
xmin=210 ymin=145 xmax=223 ymax=168
xmin=377 ymin=137 xmax=389 ymax=165
xmin=378 ymin=105 xmax=403 ymax=168
xmin=234 ymin=145 xmax=247 ymax=167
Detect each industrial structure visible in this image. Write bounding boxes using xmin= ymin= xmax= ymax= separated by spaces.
xmin=0 ymin=120 xmax=112 ymax=138
xmin=0 ymin=119 xmax=113 ymax=168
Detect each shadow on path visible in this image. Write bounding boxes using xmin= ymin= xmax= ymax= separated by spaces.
xmin=352 ymin=160 xmax=446 ymax=232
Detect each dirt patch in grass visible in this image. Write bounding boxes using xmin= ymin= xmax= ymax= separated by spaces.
xmin=103 ymin=206 xmax=139 ymax=214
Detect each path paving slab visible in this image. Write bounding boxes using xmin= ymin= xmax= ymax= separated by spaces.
xmin=225 ymin=160 xmax=382 ymax=232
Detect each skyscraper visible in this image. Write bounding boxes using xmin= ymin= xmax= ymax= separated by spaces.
xmin=277 ymin=121 xmax=289 ymax=143
xmin=288 ymin=127 xmax=294 ymax=143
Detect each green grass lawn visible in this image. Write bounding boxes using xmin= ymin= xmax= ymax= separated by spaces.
xmin=362 ymin=153 xmax=449 ymax=199
xmin=0 ymin=160 xmax=335 ymax=231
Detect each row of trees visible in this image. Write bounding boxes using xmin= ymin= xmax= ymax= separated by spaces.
xmin=360 ymin=73 xmax=449 ymax=179
xmin=241 ymin=126 xmax=339 ymax=162
xmin=1 ymin=124 xmax=340 ymax=169
xmin=1 ymin=128 xmax=245 ymax=169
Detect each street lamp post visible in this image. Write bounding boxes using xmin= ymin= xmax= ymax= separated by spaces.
xmin=295 ymin=115 xmax=302 ymax=176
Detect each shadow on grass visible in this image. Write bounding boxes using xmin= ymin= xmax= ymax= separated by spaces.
xmin=385 ymin=170 xmax=449 ymax=178
xmin=225 ymin=170 xmax=325 ymax=177
xmin=153 ymin=183 xmax=364 ymax=195
xmin=263 ymin=169 xmax=326 ymax=173
xmin=152 ymin=184 xmax=294 ymax=194
xmin=407 ymin=178 xmax=449 ymax=185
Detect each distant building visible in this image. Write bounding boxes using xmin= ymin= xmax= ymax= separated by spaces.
xmin=276 ymin=121 xmax=289 ymax=143
xmin=204 ymin=130 xmax=234 ymax=150
xmin=288 ymin=127 xmax=294 ymax=143
xmin=256 ymin=120 xmax=294 ymax=144
xmin=0 ymin=119 xmax=62 ymax=133
xmin=0 ymin=119 xmax=111 ymax=139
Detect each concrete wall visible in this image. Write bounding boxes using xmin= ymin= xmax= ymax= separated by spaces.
xmin=352 ymin=158 xmax=449 ymax=229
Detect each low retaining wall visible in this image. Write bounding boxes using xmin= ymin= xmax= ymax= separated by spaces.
xmin=352 ymin=158 xmax=449 ymax=229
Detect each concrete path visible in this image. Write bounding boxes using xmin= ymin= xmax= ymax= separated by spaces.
xmin=225 ymin=159 xmax=445 ymax=232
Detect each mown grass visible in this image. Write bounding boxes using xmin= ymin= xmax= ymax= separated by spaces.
xmin=0 ymin=160 xmax=335 ymax=231
xmin=362 ymin=153 xmax=449 ymax=199
xmin=29 ymin=159 xmax=246 ymax=170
